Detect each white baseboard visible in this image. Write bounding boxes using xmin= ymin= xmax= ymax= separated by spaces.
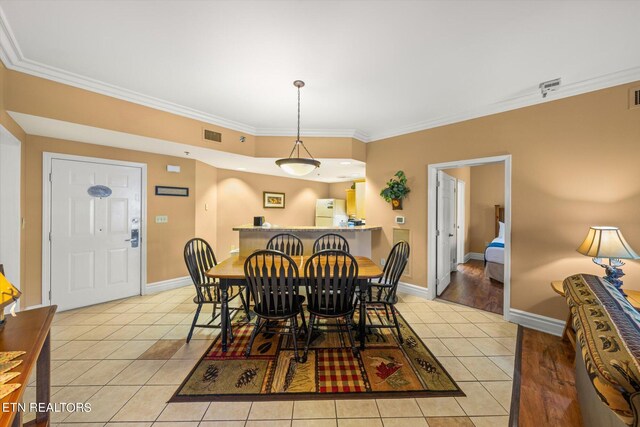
xmin=397 ymin=282 xmax=430 ymax=300
xmin=144 ymin=276 xmax=191 ymax=295
xmin=508 ymin=308 xmax=564 ymax=336
xmin=463 ymin=253 xmax=472 ymax=263
xmin=467 ymin=252 xmax=484 ymax=261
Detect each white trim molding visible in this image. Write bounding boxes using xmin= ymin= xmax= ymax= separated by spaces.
xmin=397 ymin=282 xmax=431 ymax=300
xmin=508 ymin=309 xmax=564 ymax=337
xmin=467 ymin=252 xmax=484 ymax=261
xmin=144 ymin=276 xmax=191 ymax=295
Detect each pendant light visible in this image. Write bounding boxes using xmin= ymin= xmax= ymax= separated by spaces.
xmin=276 ymin=80 xmax=321 ymax=176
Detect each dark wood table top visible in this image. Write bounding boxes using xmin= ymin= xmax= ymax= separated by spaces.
xmin=0 ymin=306 xmax=57 ymax=427
xmin=207 ymin=254 xmax=383 ymax=280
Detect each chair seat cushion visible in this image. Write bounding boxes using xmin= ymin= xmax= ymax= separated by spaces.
xmin=194 ymin=285 xmax=243 ymax=304
xmin=254 ymin=295 xmax=305 ymax=318
xmin=306 ymin=300 xmax=355 ymax=317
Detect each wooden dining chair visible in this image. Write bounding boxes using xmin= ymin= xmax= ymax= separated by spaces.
xmin=361 ymin=241 xmax=410 ymax=343
xmin=312 ymin=233 xmax=350 ymax=253
xmin=266 ymin=233 xmax=304 ymax=256
xmin=243 ymin=250 xmax=307 ymax=361
xmin=183 ymin=238 xmax=249 ymax=343
xmin=302 ymin=250 xmax=359 ymax=361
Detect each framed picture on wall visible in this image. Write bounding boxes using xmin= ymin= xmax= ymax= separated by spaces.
xmin=263 ymin=191 xmax=285 ymax=208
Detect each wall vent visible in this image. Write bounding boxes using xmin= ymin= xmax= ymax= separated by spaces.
xmin=631 ymin=87 xmax=640 ymax=109
xmin=203 ymin=129 xmax=222 ymax=142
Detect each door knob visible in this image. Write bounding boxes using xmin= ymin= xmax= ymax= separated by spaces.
xmin=127 ymin=229 xmax=139 ymax=248
xmin=448 ymin=233 xmax=454 ymax=237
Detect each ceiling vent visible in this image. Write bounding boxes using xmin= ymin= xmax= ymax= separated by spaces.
xmin=203 ymin=129 xmax=222 ymax=142
xmin=630 ymin=87 xmax=640 ymax=110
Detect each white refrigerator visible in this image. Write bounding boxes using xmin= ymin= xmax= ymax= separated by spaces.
xmin=315 ymin=199 xmax=348 ymax=226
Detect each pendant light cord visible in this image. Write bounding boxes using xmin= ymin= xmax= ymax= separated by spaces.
xmin=285 ymin=80 xmax=316 ymax=161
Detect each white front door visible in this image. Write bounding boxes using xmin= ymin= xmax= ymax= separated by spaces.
xmin=436 ymin=171 xmax=456 ymax=296
xmin=50 ymin=159 xmax=142 ymax=311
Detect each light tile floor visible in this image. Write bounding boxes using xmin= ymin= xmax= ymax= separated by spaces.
xmin=24 ymin=286 xmax=516 ymax=427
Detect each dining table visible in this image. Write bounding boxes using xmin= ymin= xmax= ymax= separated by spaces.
xmin=205 ymin=254 xmax=384 ymax=352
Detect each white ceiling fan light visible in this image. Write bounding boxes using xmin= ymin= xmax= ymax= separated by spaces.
xmin=275 ymin=80 xmax=321 ymax=176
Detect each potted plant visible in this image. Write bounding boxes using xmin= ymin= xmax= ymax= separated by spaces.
xmin=380 ymin=170 xmax=410 ymax=210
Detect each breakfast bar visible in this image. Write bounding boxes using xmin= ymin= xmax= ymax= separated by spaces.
xmin=233 ymin=224 xmax=382 ymax=257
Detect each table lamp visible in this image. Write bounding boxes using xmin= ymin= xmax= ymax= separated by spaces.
xmin=577 ymin=226 xmax=640 ymax=295
xmin=0 ymin=269 xmax=20 ymax=326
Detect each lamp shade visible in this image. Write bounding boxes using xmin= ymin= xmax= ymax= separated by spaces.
xmin=275 ymin=158 xmax=320 ymax=176
xmin=0 ymin=272 xmax=20 ymax=309
xmin=577 ymin=226 xmax=640 ymax=259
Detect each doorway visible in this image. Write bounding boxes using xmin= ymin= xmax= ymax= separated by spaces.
xmin=427 ymin=155 xmax=511 ymax=318
xmin=43 ymin=153 xmax=147 ymax=311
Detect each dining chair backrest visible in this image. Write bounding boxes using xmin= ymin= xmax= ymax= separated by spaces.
xmin=266 ymin=233 xmax=304 ymax=256
xmin=378 ymin=241 xmax=410 ymax=299
xmin=184 ymin=238 xmax=217 ymax=287
xmin=244 ymin=250 xmax=300 ymax=317
xmin=313 ymin=233 xmax=350 ymax=254
xmin=304 ymin=250 xmax=359 ymax=315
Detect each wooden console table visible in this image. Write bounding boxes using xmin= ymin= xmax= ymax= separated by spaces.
xmin=0 ymin=306 xmax=57 ymax=427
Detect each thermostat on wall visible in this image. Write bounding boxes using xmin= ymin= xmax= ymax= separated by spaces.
xmin=167 ymin=165 xmax=181 ymax=173
xmin=395 ymin=216 xmax=405 ymax=224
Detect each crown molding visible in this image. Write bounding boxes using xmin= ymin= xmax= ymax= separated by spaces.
xmin=1 ymin=6 xmax=638 ymax=145
xmin=255 ymin=127 xmax=370 ymax=142
xmin=0 ymin=6 xmax=371 ymax=141
xmin=368 ymin=65 xmax=640 ymax=142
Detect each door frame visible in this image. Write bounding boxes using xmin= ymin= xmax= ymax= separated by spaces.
xmin=456 ymin=179 xmax=466 ymax=266
xmin=0 ymin=125 xmax=21 ymax=296
xmin=427 ymin=154 xmax=512 ymax=320
xmin=42 ymin=152 xmax=148 ymax=307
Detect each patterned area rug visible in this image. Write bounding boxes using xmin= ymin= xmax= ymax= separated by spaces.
xmin=171 ymin=309 xmax=463 ymax=401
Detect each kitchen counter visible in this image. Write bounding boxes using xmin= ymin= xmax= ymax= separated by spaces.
xmin=233 ymin=224 xmax=381 ymax=257
xmin=232 ymin=225 xmax=382 ymax=232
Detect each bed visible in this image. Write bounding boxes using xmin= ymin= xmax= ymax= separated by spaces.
xmin=484 ymin=204 xmax=505 ymax=283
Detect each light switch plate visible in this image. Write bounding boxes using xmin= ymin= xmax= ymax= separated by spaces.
xmin=155 ymin=215 xmax=168 ymax=224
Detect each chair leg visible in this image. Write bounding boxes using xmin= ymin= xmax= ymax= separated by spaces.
xmin=344 ymin=315 xmax=359 ymax=356
xmin=239 ymin=289 xmax=251 ymax=319
xmin=298 ymin=308 xmax=308 ymax=337
xmin=245 ymin=317 xmax=263 ymax=358
xmin=302 ymin=314 xmax=316 ymax=363
xmin=187 ymin=303 xmax=203 ymax=343
xmin=291 ymin=316 xmax=301 ymax=362
xmin=390 ymin=305 xmax=403 ymax=344
xmin=384 ymin=305 xmax=391 ymax=321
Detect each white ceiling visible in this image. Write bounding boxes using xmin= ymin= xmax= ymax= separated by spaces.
xmin=1 ymin=1 xmax=640 ymax=141
xmin=9 ymin=112 xmax=365 ymax=183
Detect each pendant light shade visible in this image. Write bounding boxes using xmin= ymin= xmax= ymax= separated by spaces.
xmin=276 ymin=80 xmax=320 ymax=176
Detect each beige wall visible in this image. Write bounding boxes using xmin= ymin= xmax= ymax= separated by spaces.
xmin=215 ymin=169 xmax=331 ymax=258
xmin=329 ymin=182 xmax=352 ymax=200
xmin=445 ymin=167 xmax=471 ymax=255
xmin=194 ymin=161 xmax=218 ymax=249
xmin=366 ymin=81 xmax=640 ymax=321
xmin=469 ymin=163 xmax=505 ymax=253
xmin=23 ymin=135 xmax=197 ymax=307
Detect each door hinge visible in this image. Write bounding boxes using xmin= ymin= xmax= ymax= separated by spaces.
xmin=436 ymin=230 xmax=441 ymax=236
xmin=49 ymin=172 xmax=52 ymax=182
xmin=48 ymin=232 xmax=52 ymax=242
xmin=435 ymin=279 xmax=439 ymax=285
xmin=437 ymin=180 xmax=441 ymax=187
xmin=48 ymin=290 xmax=51 ymax=301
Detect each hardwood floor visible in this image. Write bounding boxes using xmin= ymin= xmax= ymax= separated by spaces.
xmin=514 ymin=327 xmax=583 ymax=426
xmin=439 ymin=260 xmax=504 ymax=314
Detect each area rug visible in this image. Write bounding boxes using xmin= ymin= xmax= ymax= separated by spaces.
xmin=170 ymin=309 xmax=463 ymax=401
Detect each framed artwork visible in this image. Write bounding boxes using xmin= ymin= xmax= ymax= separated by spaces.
xmin=155 ymin=186 xmax=189 ymax=197
xmin=263 ymin=191 xmax=285 ymax=208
